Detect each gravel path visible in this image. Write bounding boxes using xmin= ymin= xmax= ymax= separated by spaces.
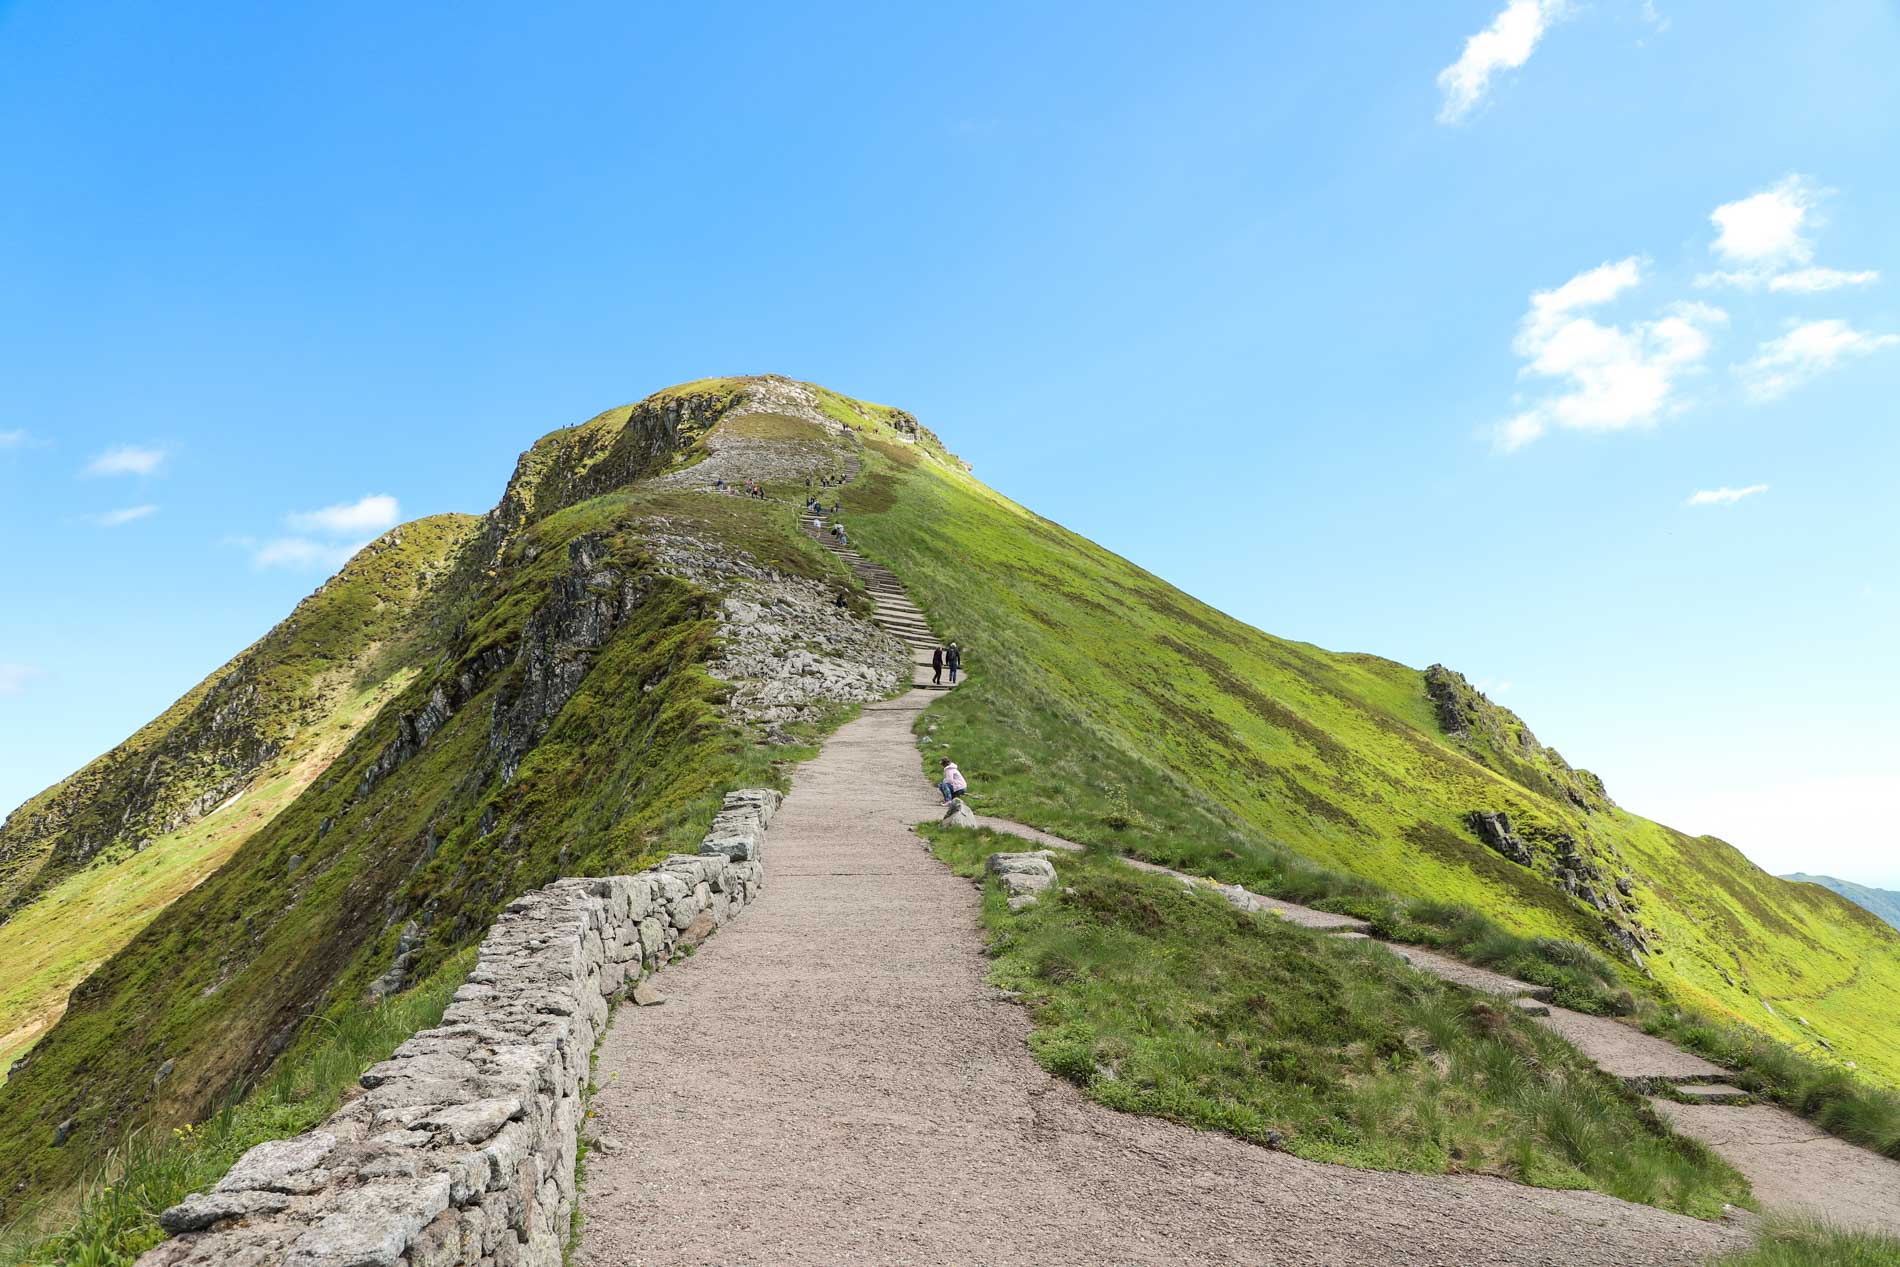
xmin=1535 ymin=1007 xmax=1727 ymax=1082
xmin=1653 ymin=1100 xmax=1900 ymax=1236
xmin=575 ymin=689 xmax=1746 ymax=1267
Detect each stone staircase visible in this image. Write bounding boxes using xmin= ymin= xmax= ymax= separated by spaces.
xmin=804 ymin=520 xmax=954 ymax=691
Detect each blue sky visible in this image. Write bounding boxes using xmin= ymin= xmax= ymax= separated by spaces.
xmin=2 ymin=1 xmax=1896 ymax=884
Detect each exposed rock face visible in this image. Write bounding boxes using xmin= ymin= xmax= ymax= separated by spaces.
xmin=489 ymin=534 xmax=649 ymax=782
xmin=639 ymin=517 xmax=909 ymax=740
xmin=139 ymin=789 xmax=779 ymax=1267
xmin=1424 ymin=665 xmax=1614 ymax=813
xmin=1467 ymin=810 xmax=1532 ymax=866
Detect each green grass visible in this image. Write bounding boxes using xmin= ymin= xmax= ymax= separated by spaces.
xmin=1707 ymin=1217 xmax=1900 ymax=1266
xmin=0 ymin=514 xmax=480 ymax=916
xmin=0 ymin=471 xmax=871 ymax=1213
xmin=838 ymin=426 xmax=1900 ymax=1091
xmin=0 ymin=948 xmax=474 ymax=1267
xmin=927 ymin=825 xmax=1749 ymax=1217
xmin=0 ymin=671 xmax=418 ymax=1084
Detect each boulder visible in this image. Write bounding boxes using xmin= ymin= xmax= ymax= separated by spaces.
xmin=942 ymin=798 xmax=977 ymax=829
xmin=986 ymin=851 xmax=1058 ymax=910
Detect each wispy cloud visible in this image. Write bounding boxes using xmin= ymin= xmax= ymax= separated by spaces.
xmin=1496 ymin=258 xmax=1725 ymax=450
xmin=83 ymin=445 xmax=167 ymax=477
xmin=96 ymin=504 xmax=159 ymax=527
xmin=285 ymin=494 xmax=399 ymax=536
xmin=1437 ymin=0 xmax=1569 ymax=124
xmin=0 ymin=429 xmax=27 ymax=449
xmin=0 ymin=664 xmax=39 ymax=697
xmin=249 ymin=537 xmax=374 ymax=570
xmin=1696 ymin=176 xmax=1878 ymax=293
xmin=1740 ymin=319 xmax=1899 ymax=401
xmin=1686 ymin=484 xmax=1769 ymax=507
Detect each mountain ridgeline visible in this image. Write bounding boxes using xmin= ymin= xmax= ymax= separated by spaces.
xmin=2 ymin=375 xmax=1896 ymax=1218
xmin=1783 ymin=874 xmax=1900 ymax=932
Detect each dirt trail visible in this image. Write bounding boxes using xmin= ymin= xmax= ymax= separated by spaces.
xmin=964 ymin=816 xmax=1900 ymax=1240
xmin=1653 ymin=1100 xmax=1900 ymax=1236
xmin=575 ymin=688 xmax=1746 ymax=1266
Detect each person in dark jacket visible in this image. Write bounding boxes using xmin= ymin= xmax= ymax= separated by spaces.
xmin=946 ymin=642 xmax=961 ymax=684
xmin=931 ymin=645 xmax=944 ymax=686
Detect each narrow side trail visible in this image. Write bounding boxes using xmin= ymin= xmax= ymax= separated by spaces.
xmin=575 ymin=545 xmax=1746 ymax=1266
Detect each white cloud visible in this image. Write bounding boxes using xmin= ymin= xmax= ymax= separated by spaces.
xmin=1497 ymin=258 xmax=1725 ymax=450
xmin=1698 ymin=266 xmax=1880 ymax=293
xmin=1710 ymin=176 xmax=1816 ymax=267
xmin=84 ymin=445 xmax=167 ymax=477
xmin=285 ymin=494 xmax=400 ymax=537
xmin=96 ymin=504 xmax=159 ymax=527
xmin=1437 ymin=0 xmax=1569 ymax=125
xmin=1686 ymin=484 xmax=1768 ymax=507
xmin=0 ymin=429 xmax=27 ymax=448
xmin=250 ymin=537 xmax=374 ymax=570
xmin=0 ymin=664 xmax=39 ymax=697
xmin=1740 ymin=319 xmax=1899 ymax=401
xmin=1697 ymin=176 xmax=1879 ymax=293
xmin=1766 ymin=267 xmax=1879 ymax=293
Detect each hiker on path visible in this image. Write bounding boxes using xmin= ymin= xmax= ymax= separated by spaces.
xmin=834 ymin=591 xmax=848 ymax=609
xmin=931 ymin=645 xmax=944 ymax=686
xmin=939 ymin=757 xmax=967 ymax=805
xmin=946 ymin=642 xmax=961 ymax=684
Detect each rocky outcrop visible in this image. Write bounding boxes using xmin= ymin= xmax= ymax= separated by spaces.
xmin=138 ymin=788 xmax=779 ymax=1267
xmin=638 ymin=517 xmax=909 ymax=741
xmin=1467 ymin=810 xmax=1532 ymax=866
xmin=489 ymin=535 xmax=649 ymax=782
xmin=1424 ymin=665 xmax=1614 ymax=814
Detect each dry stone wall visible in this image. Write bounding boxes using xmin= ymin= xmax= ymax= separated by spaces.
xmin=137 ymin=788 xmax=781 ymax=1267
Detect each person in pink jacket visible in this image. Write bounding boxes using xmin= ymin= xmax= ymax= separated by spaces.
xmin=938 ymin=758 xmax=968 ymax=804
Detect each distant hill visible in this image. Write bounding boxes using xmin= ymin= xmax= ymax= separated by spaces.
xmin=1783 ymin=873 xmax=1900 ymax=931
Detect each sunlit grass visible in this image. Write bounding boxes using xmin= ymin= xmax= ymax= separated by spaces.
xmin=927 ymin=825 xmax=1749 ymax=1218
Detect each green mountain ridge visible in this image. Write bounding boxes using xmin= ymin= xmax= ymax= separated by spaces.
xmin=2 ymin=374 xmax=1895 ymax=1222
xmin=1782 ymin=874 xmax=1900 ymax=932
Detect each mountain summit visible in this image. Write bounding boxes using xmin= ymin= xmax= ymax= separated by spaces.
xmin=3 ymin=374 xmax=1895 ymax=1215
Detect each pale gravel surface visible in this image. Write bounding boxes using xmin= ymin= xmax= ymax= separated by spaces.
xmin=575 ymin=689 xmax=1747 ymax=1267
xmin=1653 ymin=1099 xmax=1900 ymax=1236
xmin=1535 ymin=1006 xmax=1728 ymax=1081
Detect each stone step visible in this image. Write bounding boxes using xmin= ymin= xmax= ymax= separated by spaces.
xmin=1512 ymin=996 xmax=1552 ymax=1018
xmin=1672 ymin=1083 xmax=1749 ymax=1104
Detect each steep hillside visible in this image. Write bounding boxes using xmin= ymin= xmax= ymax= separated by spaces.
xmin=830 ymin=420 xmax=1900 ymax=1086
xmin=0 ymin=517 xmax=478 ymax=1079
xmin=1784 ymin=874 xmax=1900 ymax=932
xmin=0 ymin=382 xmax=902 ymax=1220
xmin=3 ymin=374 xmax=1893 ymax=1225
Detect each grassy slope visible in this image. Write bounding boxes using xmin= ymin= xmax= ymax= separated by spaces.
xmin=0 ymin=406 xmax=867 ymax=1212
xmin=0 ymin=517 xmax=479 ymax=1083
xmin=0 ymin=672 xmax=413 ymax=1082
xmin=0 ymin=517 xmax=478 ymax=914
xmin=930 ymin=825 xmax=1748 ymax=1216
xmin=837 ymin=430 xmax=1900 ymax=1087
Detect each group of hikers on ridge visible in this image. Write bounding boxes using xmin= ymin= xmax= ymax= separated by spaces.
xmin=712 ymin=477 xmax=768 ymax=499
xmin=929 ymin=642 xmax=961 ymax=687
